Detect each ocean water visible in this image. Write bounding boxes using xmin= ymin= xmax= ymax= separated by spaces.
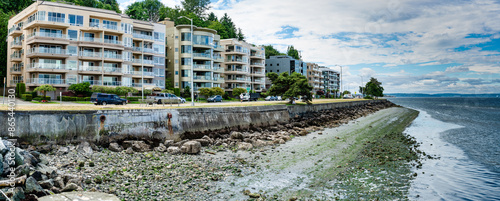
xmin=388 ymin=97 xmax=500 ymax=200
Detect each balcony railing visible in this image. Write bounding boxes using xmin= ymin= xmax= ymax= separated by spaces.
xmin=193 ymin=76 xmax=211 ymax=81
xmin=133 ymin=47 xmax=142 ymax=52
xmin=193 ymin=53 xmax=211 ymax=58
xmin=10 ymin=41 xmax=22 ymax=46
xmin=48 ymin=16 xmax=67 ymax=24
xmin=102 ymin=24 xmax=118 ymax=31
xmin=80 ymin=51 xmax=102 ymax=58
xmin=133 ymin=33 xmax=153 ymax=40
xmin=10 ymin=80 xmax=23 ymax=85
xmin=104 ymin=39 xmax=122 ymax=45
xmin=227 ymin=68 xmax=247 ymax=72
xmin=26 ymin=78 xmax=66 ymax=85
xmin=251 ymin=53 xmax=265 ymax=58
xmin=213 ymin=67 xmax=223 ymax=71
xmin=226 ymin=58 xmax=243 ymax=62
xmin=252 ymin=71 xmax=265 ymax=74
xmin=28 ymin=32 xmax=67 ymax=39
xmin=10 ymin=66 xmax=22 ymax=72
xmin=103 ymin=53 xmax=122 ymax=60
xmin=10 ymin=53 xmax=22 ymax=59
xmin=253 ymin=79 xmax=265 ymax=83
xmin=28 ymin=47 xmax=68 ymax=55
xmin=251 ymin=62 xmax=264 ymax=66
xmin=80 ymin=37 xmax=103 ymax=43
xmin=143 ymin=48 xmax=154 ymax=53
xmin=29 ymin=63 xmax=66 ymax=70
xmin=103 ymin=67 xmax=122 ymax=73
xmin=194 ymin=64 xmax=211 ymax=70
xmin=103 ymin=81 xmax=121 ymax=86
xmin=80 ymin=65 xmax=102 ymax=72
xmin=8 ymin=26 xmax=22 ymax=34
xmin=213 ymin=77 xmax=224 ymax=81
xmin=82 ymin=80 xmax=102 ymax=85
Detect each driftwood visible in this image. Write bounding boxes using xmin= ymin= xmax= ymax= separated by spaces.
xmin=0 ymin=175 xmax=27 ymax=187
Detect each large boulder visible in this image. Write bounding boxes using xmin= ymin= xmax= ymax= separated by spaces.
xmin=77 ymin=142 xmax=93 ymax=155
xmin=154 ymin=143 xmax=167 ymax=152
xmin=167 ymin=147 xmax=181 ymax=155
xmin=122 ymin=141 xmax=150 ymax=152
xmin=25 ymin=176 xmax=45 ymax=195
xmin=230 ymin=131 xmax=244 ymax=140
xmin=108 ymin=143 xmax=123 ymax=152
xmin=61 ymin=183 xmax=79 ymax=192
xmin=180 ymin=141 xmax=201 ymax=154
xmin=252 ymin=140 xmax=268 ymax=147
xmin=237 ymin=142 xmax=253 ymax=150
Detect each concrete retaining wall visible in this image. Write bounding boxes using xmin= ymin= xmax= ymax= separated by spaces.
xmin=0 ymin=100 xmax=387 ymax=143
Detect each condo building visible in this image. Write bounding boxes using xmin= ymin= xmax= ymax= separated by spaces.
xmin=306 ymin=63 xmax=322 ymax=92
xmin=220 ymin=39 xmax=266 ymax=93
xmin=164 ymin=21 xmax=224 ymax=92
xmin=265 ymin=55 xmax=307 ymax=76
xmin=6 ymin=1 xmax=166 ymax=98
xmin=319 ymin=67 xmax=340 ymax=92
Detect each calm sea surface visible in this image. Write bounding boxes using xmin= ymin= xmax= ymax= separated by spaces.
xmin=388 ymin=97 xmax=500 ymax=200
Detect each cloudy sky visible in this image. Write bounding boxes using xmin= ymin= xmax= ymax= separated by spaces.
xmin=118 ymin=0 xmax=500 ymax=94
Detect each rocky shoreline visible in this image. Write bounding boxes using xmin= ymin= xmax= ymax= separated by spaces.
xmin=0 ymin=100 xmax=403 ymax=200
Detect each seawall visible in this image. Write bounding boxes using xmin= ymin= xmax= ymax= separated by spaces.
xmin=0 ymin=100 xmax=388 ymax=144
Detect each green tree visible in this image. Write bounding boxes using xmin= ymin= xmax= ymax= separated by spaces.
xmin=264 ymin=45 xmax=285 ymax=59
xmin=207 ymin=21 xmax=228 ymax=39
xmin=365 ymin=77 xmax=384 ymax=97
xmin=68 ymin=82 xmax=91 ymax=96
xmin=210 ymin=87 xmax=224 ymax=96
xmin=267 ymin=72 xmax=313 ymax=104
xmin=0 ymin=11 xmax=14 ymax=87
xmin=115 ymin=86 xmax=138 ymax=98
xmin=125 ymin=0 xmax=164 ymax=22
xmin=287 ymin=45 xmax=301 ymax=60
xmin=237 ymin=28 xmax=245 ymax=41
xmin=207 ymin=12 xmax=217 ymax=22
xmin=220 ymin=13 xmax=237 ymax=39
xmin=182 ymin=86 xmax=191 ymax=98
xmin=165 ymin=78 xmax=174 ymax=90
xmin=34 ymin=85 xmax=56 ymax=100
xmin=161 ymin=89 xmax=174 ymax=94
xmin=343 ymin=90 xmax=351 ymax=95
xmin=181 ymin=0 xmax=210 ymax=17
xmin=198 ymin=87 xmax=211 ymax=98
xmin=232 ymin=88 xmax=247 ymax=98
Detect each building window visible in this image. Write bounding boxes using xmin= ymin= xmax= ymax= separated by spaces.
xmin=89 ymin=18 xmax=99 ymax=27
xmin=175 ymin=48 xmax=178 ymax=52
xmin=270 ymin=64 xmax=272 ymax=66
xmin=68 ymin=46 xmax=77 ymax=56
xmin=68 ymin=14 xmax=83 ymax=26
xmin=175 ymin=71 xmax=178 ymax=75
xmin=181 ymin=33 xmax=191 ymax=41
xmin=68 ymin=30 xmax=78 ymax=40
xmin=277 ymin=63 xmax=279 ymax=66
xmin=181 ymin=58 xmax=191 ymax=65
xmin=277 ymin=70 xmax=279 ymax=72
xmin=181 ymin=70 xmax=190 ymax=77
xmin=181 ymin=45 xmax=191 ymax=53
xmin=48 ymin=12 xmax=65 ymax=23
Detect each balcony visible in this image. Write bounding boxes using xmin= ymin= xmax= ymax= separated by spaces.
xmin=213 ymin=67 xmax=224 ymax=72
xmin=227 ymin=77 xmax=251 ymax=82
xmin=132 ymin=83 xmax=142 ymax=87
xmin=103 ymin=67 xmax=122 ymax=74
xmin=26 ymin=78 xmax=67 ymax=86
xmin=27 ymin=63 xmax=70 ymax=72
xmin=251 ymin=62 xmax=264 ymax=66
xmin=102 ymin=81 xmax=122 ymax=86
xmin=193 ymin=64 xmax=212 ymax=70
xmin=133 ymin=33 xmax=153 ymax=41
xmin=225 ymin=48 xmax=247 ymax=55
xmin=24 ymin=16 xmax=70 ymax=29
xmin=213 ymin=77 xmax=224 ymax=82
xmin=250 ymin=53 xmax=265 ymax=58
xmin=103 ymin=39 xmax=123 ymax=47
xmin=253 ymin=79 xmax=265 ymax=83
xmin=8 ymin=26 xmax=22 ymax=36
xmin=132 ymin=47 xmax=142 ymax=52
xmin=82 ymin=80 xmax=102 ymax=86
xmin=225 ymin=58 xmax=246 ymax=64
xmin=193 ymin=76 xmax=212 ymax=81
xmin=79 ymin=37 xmax=103 ymax=44
xmin=27 ymin=47 xmax=70 ymax=58
xmin=213 ymin=45 xmax=224 ymax=52
xmin=79 ymin=66 xmax=103 ymax=74
xmin=103 ymin=53 xmax=122 ymax=61
xmin=10 ymin=53 xmax=22 ymax=61
xmin=10 ymin=41 xmax=22 ymax=49
xmin=10 ymin=66 xmax=22 ymax=74
xmin=79 ymin=51 xmax=102 ymax=60
xmin=225 ymin=68 xmax=248 ymax=74
xmin=193 ymin=53 xmax=211 ymax=59
xmin=10 ymin=80 xmax=23 ymax=85
xmin=143 ymin=48 xmax=154 ymax=54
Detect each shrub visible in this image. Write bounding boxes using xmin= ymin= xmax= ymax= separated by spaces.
xmin=364 ymin=95 xmax=373 ymax=100
xmin=232 ymin=88 xmax=247 ymax=97
xmin=126 ymin=97 xmax=140 ymax=101
xmin=21 ymin=94 xmax=32 ymax=101
xmin=223 ymin=92 xmax=230 ymax=100
xmin=30 ymin=91 xmax=37 ymax=98
xmin=34 ymin=96 xmax=51 ymax=101
xmin=84 ymin=97 xmax=91 ymax=101
xmin=76 ymin=97 xmax=86 ymax=101
xmin=15 ymin=83 xmax=26 ymax=97
xmin=161 ymin=89 xmax=174 ymax=94
xmin=211 ymin=87 xmax=224 ymax=96
xmin=68 ymin=82 xmax=91 ymax=96
xmin=173 ymin=88 xmax=180 ymax=97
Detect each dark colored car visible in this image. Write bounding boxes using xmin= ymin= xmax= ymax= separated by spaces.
xmin=207 ymin=95 xmax=223 ymax=102
xmin=90 ymin=93 xmax=127 ymax=105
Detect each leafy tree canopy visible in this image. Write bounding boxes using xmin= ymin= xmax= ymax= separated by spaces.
xmin=181 ymin=0 xmax=210 ymax=17
xmin=68 ymin=82 xmax=91 ymax=95
xmin=232 ymin=88 xmax=247 ymax=97
xmin=126 ymin=0 xmax=164 ymax=22
xmin=264 ymin=45 xmax=286 ymax=59
xmin=365 ymin=77 xmax=384 ymax=97
xmin=287 ymin=45 xmax=301 ymax=60
xmin=267 ymin=72 xmax=313 ymax=104
xmin=34 ymin=85 xmax=57 ymax=98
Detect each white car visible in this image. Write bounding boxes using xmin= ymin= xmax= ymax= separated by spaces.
xmin=276 ymin=96 xmax=282 ymax=101
xmin=178 ymin=97 xmax=186 ymax=103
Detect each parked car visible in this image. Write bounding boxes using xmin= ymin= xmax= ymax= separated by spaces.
xmin=178 ymin=97 xmax=186 ymax=103
xmin=90 ymin=93 xmax=127 ymax=105
xmin=151 ymin=93 xmax=181 ymax=104
xmin=276 ymin=96 xmax=282 ymax=101
xmin=265 ymin=96 xmax=272 ymax=101
xmin=343 ymin=94 xmax=354 ymax=99
xmin=207 ymin=95 xmax=223 ymax=102
xmin=241 ymin=93 xmax=260 ymax=101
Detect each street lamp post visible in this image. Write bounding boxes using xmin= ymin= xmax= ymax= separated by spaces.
xmin=359 ymin=75 xmax=363 ymax=95
xmin=179 ymin=16 xmax=194 ymax=106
